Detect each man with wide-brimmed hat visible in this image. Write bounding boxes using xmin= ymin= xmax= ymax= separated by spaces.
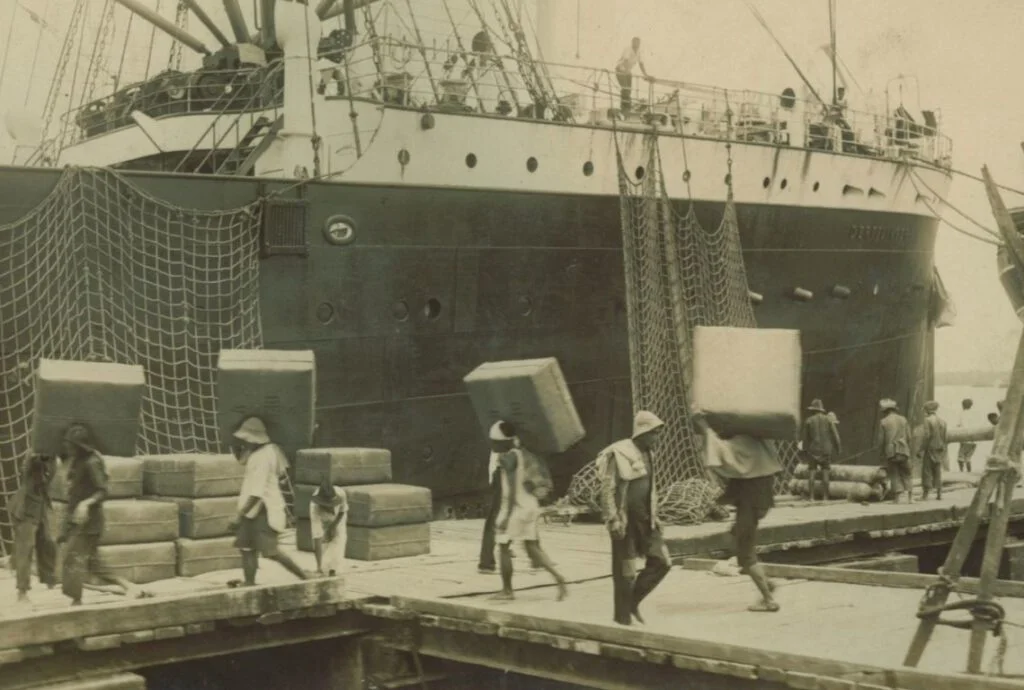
xmin=58 ymin=423 xmax=149 ymax=605
xmin=877 ymin=399 xmax=912 ymax=504
xmin=801 ymin=398 xmax=841 ymax=502
xmin=229 ymin=417 xmax=309 ymax=585
xmin=596 ymin=410 xmax=671 ymax=625
xmin=310 ymin=478 xmax=347 ymax=576
xmin=920 ymin=401 xmax=947 ymax=500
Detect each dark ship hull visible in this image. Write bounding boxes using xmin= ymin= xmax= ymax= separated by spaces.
xmin=0 ymin=163 xmax=938 ymax=516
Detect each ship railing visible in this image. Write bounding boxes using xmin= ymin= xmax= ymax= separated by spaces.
xmin=323 ymin=36 xmax=953 ymax=169
xmin=59 ymin=64 xmax=286 ymax=149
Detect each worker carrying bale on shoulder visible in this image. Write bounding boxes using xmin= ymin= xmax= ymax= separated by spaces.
xmin=596 ymin=411 xmax=671 ymax=626
xmin=229 ymin=417 xmax=310 ymax=586
xmin=693 ymin=406 xmax=782 ymax=613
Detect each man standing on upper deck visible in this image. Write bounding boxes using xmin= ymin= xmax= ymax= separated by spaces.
xmin=597 ymin=411 xmax=671 ymax=626
xmin=920 ymin=401 xmax=948 ymax=501
xmin=956 ymin=398 xmax=977 ymax=473
xmin=801 ymin=399 xmax=841 ymax=502
xmin=877 ymin=399 xmax=912 ymax=504
xmin=615 ymin=37 xmax=652 ymax=115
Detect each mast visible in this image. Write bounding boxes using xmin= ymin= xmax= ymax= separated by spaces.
xmin=111 ymin=0 xmax=211 ymax=54
xmin=828 ymin=0 xmax=837 ymax=104
xmin=222 ymin=0 xmax=251 ymax=43
xmin=181 ymin=0 xmax=232 ymax=48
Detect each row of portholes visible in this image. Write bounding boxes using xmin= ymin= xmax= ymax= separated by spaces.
xmin=750 ymin=283 xmax=878 ymax=306
xmin=316 ymin=296 xmax=535 ymax=325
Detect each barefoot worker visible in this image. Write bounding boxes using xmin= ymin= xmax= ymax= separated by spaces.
xmin=491 ymin=421 xmax=567 ymax=602
xmin=310 ymin=478 xmax=347 ymax=577
xmin=8 ymin=452 xmax=57 ymax=605
xmin=597 ymin=410 xmax=672 ymax=626
xmin=693 ymin=407 xmax=781 ymax=613
xmin=229 ymin=417 xmax=309 ymax=585
xmin=59 ymin=424 xmax=149 ymax=605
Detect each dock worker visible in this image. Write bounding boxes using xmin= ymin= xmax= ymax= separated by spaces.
xmin=614 ymin=37 xmax=652 ymax=115
xmin=801 ymin=399 xmax=841 ymax=502
xmin=693 ymin=406 xmax=782 ymax=613
xmin=8 ymin=453 xmax=57 ymax=604
xmin=491 ymin=421 xmax=568 ymax=601
xmin=956 ymin=398 xmax=977 ymax=472
xmin=229 ymin=417 xmax=309 ymax=586
xmin=58 ymin=423 xmax=149 ymax=605
xmin=310 ymin=478 xmax=347 ymax=577
xmin=479 ymin=421 xmax=544 ymax=575
xmin=877 ymin=399 xmax=912 ymax=504
xmin=597 ymin=410 xmax=671 ymax=626
xmin=920 ymin=401 xmax=947 ymax=501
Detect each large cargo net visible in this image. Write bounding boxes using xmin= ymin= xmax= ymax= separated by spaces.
xmin=0 ymin=168 xmax=263 ymax=555
xmin=566 ymin=134 xmax=800 ymax=524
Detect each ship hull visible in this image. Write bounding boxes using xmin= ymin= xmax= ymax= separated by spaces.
xmin=0 ymin=165 xmax=937 ymax=515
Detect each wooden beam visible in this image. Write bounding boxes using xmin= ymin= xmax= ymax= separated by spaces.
xmin=387 ymin=596 xmax=1024 ymax=690
xmin=40 ymin=674 xmax=146 ymax=690
xmin=681 ymin=558 xmax=1024 ymax=598
xmin=0 ymin=579 xmax=351 ymax=652
xmin=1 ymin=612 xmax=371 ymax=690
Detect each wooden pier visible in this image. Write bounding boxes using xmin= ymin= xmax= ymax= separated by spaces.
xmin=4 ymin=484 xmax=1024 ymax=689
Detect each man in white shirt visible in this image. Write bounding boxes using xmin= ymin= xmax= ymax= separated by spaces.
xmin=229 ymin=417 xmax=309 ymax=586
xmin=615 ymin=37 xmax=652 ymax=114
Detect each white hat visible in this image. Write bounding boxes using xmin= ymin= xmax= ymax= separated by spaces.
xmin=489 ymin=421 xmax=515 ymax=441
xmin=233 ymin=417 xmax=270 ymax=445
xmin=879 ymin=398 xmax=898 ymax=412
xmin=632 ymin=410 xmax=665 ymax=439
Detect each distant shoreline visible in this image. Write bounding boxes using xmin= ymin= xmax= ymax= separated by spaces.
xmin=935 ymin=371 xmax=1009 ymax=387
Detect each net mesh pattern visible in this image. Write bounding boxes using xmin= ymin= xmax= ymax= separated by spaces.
xmin=0 ymin=167 xmax=263 ymax=554
xmin=566 ymin=133 xmax=800 ymax=524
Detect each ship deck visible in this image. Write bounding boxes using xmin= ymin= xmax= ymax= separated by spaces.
xmin=4 ymin=481 xmax=1024 ymax=689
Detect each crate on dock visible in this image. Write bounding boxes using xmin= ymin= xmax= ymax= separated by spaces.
xmin=31 ymin=359 xmax=146 ymax=457
xmin=175 ymin=536 xmax=242 ymax=577
xmin=346 ymin=523 xmax=430 ymax=561
xmin=98 ymin=542 xmax=178 ymax=584
xmin=217 ymin=349 xmax=316 ymax=456
xmin=295 ymin=448 xmax=392 ymax=486
xmin=463 ymin=357 xmax=585 ymax=454
xmin=51 ymin=456 xmax=143 ymax=501
xmin=692 ymin=326 xmax=802 ymax=440
xmin=149 ymin=495 xmax=237 ymax=539
xmin=141 ymin=454 xmax=244 ymax=498
xmin=52 ymin=499 xmax=179 ymax=546
xmin=344 ymin=484 xmax=432 ymax=527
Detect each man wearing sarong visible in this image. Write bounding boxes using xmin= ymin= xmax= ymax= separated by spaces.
xmin=920 ymin=401 xmax=948 ymax=501
xmin=491 ymin=421 xmax=567 ymax=602
xmin=59 ymin=423 xmax=147 ymax=605
xmin=597 ymin=410 xmax=671 ymax=626
xmin=877 ymin=398 xmax=912 ymax=504
xmin=693 ymin=407 xmax=782 ymax=613
xmin=229 ymin=417 xmax=309 ymax=586
xmin=801 ymin=399 xmax=841 ymax=501
xmin=9 ymin=453 xmax=57 ymax=604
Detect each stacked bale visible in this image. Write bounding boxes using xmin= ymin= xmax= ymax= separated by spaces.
xmin=788 ymin=464 xmax=888 ymax=502
xmin=52 ymin=457 xmax=180 ymax=584
xmin=141 ymin=454 xmax=245 ymax=577
xmin=293 ymin=449 xmax=432 ymax=561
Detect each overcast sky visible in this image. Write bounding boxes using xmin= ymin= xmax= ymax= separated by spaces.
xmin=1 ymin=0 xmax=1022 ymax=373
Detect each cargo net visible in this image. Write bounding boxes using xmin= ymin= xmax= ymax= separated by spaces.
xmin=566 ymin=134 xmax=800 ymax=525
xmin=0 ymin=167 xmax=263 ymax=555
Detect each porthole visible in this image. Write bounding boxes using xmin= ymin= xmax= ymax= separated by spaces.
xmin=423 ymin=298 xmax=442 ymax=320
xmin=763 ymin=177 xmax=771 ymax=188
xmin=398 ymin=149 xmax=411 ymax=166
xmin=813 ymin=181 xmax=821 ymax=192
xmin=421 ymin=445 xmax=434 ymax=462
xmin=872 ymin=284 xmax=880 ymax=296
xmin=781 ymin=179 xmax=788 ymax=189
xmin=682 ymin=170 xmax=691 ymax=182
xmin=583 ymin=161 xmax=594 ymax=176
xmin=517 ymin=296 xmax=533 ymax=316
xmin=635 ymin=166 xmax=645 ymax=180
xmin=466 ymin=153 xmax=477 ymax=168
xmin=323 ymin=215 xmax=356 ymax=245
xmin=526 ymin=157 xmax=538 ymax=172
xmin=315 ymin=302 xmax=335 ymax=324
xmin=392 ymin=300 xmax=410 ymax=321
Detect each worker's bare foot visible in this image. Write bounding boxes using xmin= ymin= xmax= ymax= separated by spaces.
xmin=490 ymin=590 xmax=514 ymax=601
xmin=748 ymin=599 xmax=780 ymax=613
xmin=557 ymin=583 xmax=569 ymax=602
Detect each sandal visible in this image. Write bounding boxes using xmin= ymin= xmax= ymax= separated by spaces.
xmin=748 ymin=600 xmax=780 ymax=613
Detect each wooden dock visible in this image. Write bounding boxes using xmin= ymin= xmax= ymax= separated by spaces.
xmin=4 ymin=484 xmax=1024 ymax=689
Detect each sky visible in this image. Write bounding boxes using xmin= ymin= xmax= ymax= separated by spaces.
xmin=1 ymin=0 xmax=1022 ymax=373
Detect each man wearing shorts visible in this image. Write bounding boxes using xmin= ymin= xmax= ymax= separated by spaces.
xmin=491 ymin=421 xmax=567 ymax=602
xmin=801 ymin=398 xmax=841 ymax=501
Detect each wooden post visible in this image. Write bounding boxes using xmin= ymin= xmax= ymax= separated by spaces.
xmin=904 ymin=166 xmax=1024 ymax=672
